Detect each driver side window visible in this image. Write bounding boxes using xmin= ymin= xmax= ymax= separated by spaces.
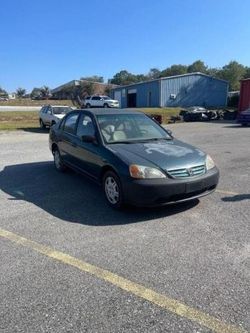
xmin=76 ymin=114 xmax=95 ymax=137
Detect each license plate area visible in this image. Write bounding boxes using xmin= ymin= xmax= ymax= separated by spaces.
xmin=186 ymin=181 xmax=204 ymax=193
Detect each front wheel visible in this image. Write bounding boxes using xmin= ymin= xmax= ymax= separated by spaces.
xmin=86 ymin=103 xmax=91 ymax=108
xmin=53 ymin=149 xmax=66 ymax=172
xmin=103 ymin=103 xmax=109 ymax=108
xmin=103 ymin=171 xmax=124 ymax=209
xmin=39 ymin=119 xmax=46 ymax=129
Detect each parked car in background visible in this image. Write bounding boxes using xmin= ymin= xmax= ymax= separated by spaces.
xmin=49 ymin=108 xmax=219 ymax=209
xmin=237 ymin=108 xmax=250 ymax=126
xmin=0 ymin=96 xmax=9 ymax=101
xmin=39 ymin=105 xmax=73 ymax=128
xmin=84 ymin=95 xmax=119 ymax=108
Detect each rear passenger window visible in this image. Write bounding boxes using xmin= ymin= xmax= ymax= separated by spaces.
xmin=63 ymin=113 xmax=79 ymax=134
xmin=77 ymin=115 xmax=95 ymax=137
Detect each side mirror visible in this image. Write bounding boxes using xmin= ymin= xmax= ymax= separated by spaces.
xmin=81 ymin=135 xmax=97 ymax=144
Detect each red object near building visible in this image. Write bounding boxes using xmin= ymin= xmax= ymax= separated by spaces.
xmin=238 ymin=78 xmax=250 ymax=112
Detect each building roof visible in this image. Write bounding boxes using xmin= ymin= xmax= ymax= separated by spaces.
xmin=51 ymin=80 xmax=118 ymax=94
xmin=112 ymin=72 xmax=228 ymax=90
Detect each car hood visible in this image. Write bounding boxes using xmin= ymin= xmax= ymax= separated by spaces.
xmin=108 ymin=139 xmax=206 ymax=170
xmin=105 ymin=99 xmax=119 ymax=103
xmin=241 ymin=109 xmax=250 ymax=115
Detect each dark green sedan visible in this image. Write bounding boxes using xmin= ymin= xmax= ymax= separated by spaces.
xmin=49 ymin=109 xmax=219 ymax=209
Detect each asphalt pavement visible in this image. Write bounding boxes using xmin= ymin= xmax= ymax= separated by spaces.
xmin=0 ymin=122 xmax=249 ymax=333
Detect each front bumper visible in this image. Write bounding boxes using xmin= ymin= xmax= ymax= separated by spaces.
xmin=108 ymin=103 xmax=120 ymax=108
xmin=122 ymin=167 xmax=219 ymax=206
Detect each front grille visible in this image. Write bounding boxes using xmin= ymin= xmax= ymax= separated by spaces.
xmin=167 ymin=165 xmax=206 ymax=178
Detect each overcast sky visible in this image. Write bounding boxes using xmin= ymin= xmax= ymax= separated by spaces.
xmin=0 ymin=0 xmax=249 ymax=92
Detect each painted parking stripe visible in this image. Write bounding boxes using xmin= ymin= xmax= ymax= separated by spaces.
xmin=216 ymin=189 xmax=239 ymax=195
xmin=0 ymin=228 xmax=247 ymax=333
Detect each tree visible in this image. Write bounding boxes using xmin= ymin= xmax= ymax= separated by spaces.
xmin=216 ymin=61 xmax=246 ymax=90
xmin=243 ymin=66 xmax=250 ymax=79
xmin=147 ymin=68 xmax=161 ymax=80
xmin=80 ymin=75 xmax=104 ymax=83
xmin=16 ymin=87 xmax=26 ymax=98
xmin=41 ymin=86 xmax=50 ymax=99
xmin=187 ymin=60 xmax=207 ymax=74
xmin=109 ymin=70 xmax=147 ymax=85
xmin=160 ymin=64 xmax=187 ymax=77
xmin=0 ymin=87 xmax=8 ymax=97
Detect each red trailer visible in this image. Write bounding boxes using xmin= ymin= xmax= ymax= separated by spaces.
xmin=238 ymin=78 xmax=250 ymax=112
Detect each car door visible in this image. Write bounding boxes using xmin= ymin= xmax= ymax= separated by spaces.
xmin=73 ymin=113 xmax=104 ymax=179
xmin=41 ymin=106 xmax=49 ymax=123
xmin=92 ymin=96 xmax=102 ymax=107
xmin=58 ymin=112 xmax=80 ymax=166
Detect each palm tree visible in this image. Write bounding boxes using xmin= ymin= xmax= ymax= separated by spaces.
xmin=16 ymin=88 xmax=26 ymax=98
xmin=41 ymin=86 xmax=50 ymax=99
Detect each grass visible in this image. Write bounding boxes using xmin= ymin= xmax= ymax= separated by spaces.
xmin=0 ymin=99 xmax=74 ymax=107
xmin=0 ymin=111 xmax=39 ymax=130
xmin=139 ymin=107 xmax=181 ymax=123
xmin=0 ymin=107 xmax=182 ymax=131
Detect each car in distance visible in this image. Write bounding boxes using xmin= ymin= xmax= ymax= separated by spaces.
xmin=49 ymin=109 xmax=219 ymax=209
xmin=84 ymin=95 xmax=119 ymax=108
xmin=237 ymin=108 xmax=250 ymax=126
xmin=39 ymin=105 xmax=73 ymax=128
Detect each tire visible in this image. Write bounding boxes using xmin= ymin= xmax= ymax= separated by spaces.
xmin=103 ymin=103 xmax=109 ymax=108
xmin=39 ymin=119 xmax=46 ymax=129
xmin=53 ymin=148 xmax=66 ymax=172
xmin=86 ymin=103 xmax=91 ymax=108
xmin=51 ymin=121 xmax=56 ymax=127
xmin=103 ymin=171 xmax=124 ymax=209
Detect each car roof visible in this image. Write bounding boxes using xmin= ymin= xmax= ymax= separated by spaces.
xmin=51 ymin=105 xmax=72 ymax=107
xmin=78 ymin=108 xmax=144 ymax=116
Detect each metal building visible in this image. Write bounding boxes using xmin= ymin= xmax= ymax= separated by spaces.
xmin=111 ymin=72 xmax=228 ymax=108
xmin=238 ymin=78 xmax=250 ymax=112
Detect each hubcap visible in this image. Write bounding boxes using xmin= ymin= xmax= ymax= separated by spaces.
xmin=54 ymin=151 xmax=61 ymax=169
xmin=105 ymin=176 xmax=119 ymax=204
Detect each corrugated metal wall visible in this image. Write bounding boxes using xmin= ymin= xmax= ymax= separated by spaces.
xmin=112 ymin=73 xmax=228 ymax=108
xmin=112 ymin=80 xmax=160 ymax=108
xmin=238 ymin=79 xmax=250 ymax=111
xmin=161 ymin=74 xmax=228 ymax=107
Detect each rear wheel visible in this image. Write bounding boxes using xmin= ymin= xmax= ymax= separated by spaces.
xmin=53 ymin=148 xmax=66 ymax=172
xmin=103 ymin=171 xmax=124 ymax=209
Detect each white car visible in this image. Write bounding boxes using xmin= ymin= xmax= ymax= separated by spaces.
xmin=85 ymin=95 xmax=119 ymax=108
xmin=39 ymin=105 xmax=73 ymax=128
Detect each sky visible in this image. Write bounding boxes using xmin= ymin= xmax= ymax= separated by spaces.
xmin=0 ymin=0 xmax=250 ymax=93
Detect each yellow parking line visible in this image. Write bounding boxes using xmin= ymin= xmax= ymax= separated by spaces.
xmin=0 ymin=228 xmax=247 ymax=333
xmin=215 ymin=189 xmax=239 ymax=196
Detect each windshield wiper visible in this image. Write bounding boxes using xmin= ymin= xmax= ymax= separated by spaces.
xmin=138 ymin=137 xmax=172 ymax=142
xmin=109 ymin=141 xmax=133 ymax=144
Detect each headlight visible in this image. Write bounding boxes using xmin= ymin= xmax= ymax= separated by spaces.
xmin=129 ymin=165 xmax=166 ymax=179
xmin=206 ymin=155 xmax=215 ymax=170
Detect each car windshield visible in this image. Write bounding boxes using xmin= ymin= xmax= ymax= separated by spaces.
xmin=53 ymin=107 xmax=72 ymax=114
xmin=97 ymin=113 xmax=172 ymax=144
xmin=102 ymin=96 xmax=111 ymax=100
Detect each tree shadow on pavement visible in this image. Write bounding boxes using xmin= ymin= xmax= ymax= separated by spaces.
xmin=222 ymin=194 xmax=250 ymax=202
xmin=0 ymin=161 xmax=199 ymax=226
